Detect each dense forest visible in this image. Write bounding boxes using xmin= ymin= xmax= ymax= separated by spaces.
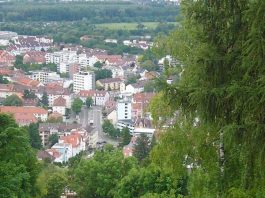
xmin=0 ymin=2 xmax=179 ymax=23
xmin=1 ymin=0 xmax=264 ymax=197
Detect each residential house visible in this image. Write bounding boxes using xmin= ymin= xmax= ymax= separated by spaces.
xmin=49 ymin=143 xmax=73 ymax=163
xmin=131 ymin=92 xmax=155 ymax=119
xmin=96 ymin=78 xmax=125 ymax=91
xmin=0 ymin=50 xmax=15 ymax=66
xmin=0 ymin=106 xmax=48 ymax=123
xmin=133 ymin=117 xmax=155 ymax=139
xmin=125 ymin=80 xmax=148 ymax=94
xmin=0 ymin=84 xmax=16 ymax=98
xmin=23 ymin=51 xmax=46 ymax=64
xmin=39 ymin=123 xmax=81 ymax=146
xmin=77 ymin=90 xmax=110 ymax=106
xmin=13 ymin=113 xmax=37 ymax=126
xmin=11 ymin=75 xmax=42 ymax=88
xmin=37 ymin=150 xmax=55 ymax=162
xmin=37 ymin=84 xmax=71 ymax=108
xmin=52 ymin=96 xmax=66 ymax=115
xmin=59 ymin=132 xmax=85 ymax=156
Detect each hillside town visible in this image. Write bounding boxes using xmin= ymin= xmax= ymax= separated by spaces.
xmin=0 ymin=30 xmax=173 ymax=163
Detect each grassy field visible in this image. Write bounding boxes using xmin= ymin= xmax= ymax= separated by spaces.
xmin=95 ymin=22 xmax=177 ymax=30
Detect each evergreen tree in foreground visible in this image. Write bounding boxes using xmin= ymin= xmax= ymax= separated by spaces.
xmin=151 ymin=0 xmax=265 ymax=197
xmin=0 ymin=114 xmax=39 ymax=197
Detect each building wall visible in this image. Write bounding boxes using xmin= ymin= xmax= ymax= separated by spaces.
xmin=73 ymin=72 xmax=95 ymax=93
xmin=52 ymin=106 xmax=66 ymax=115
xmin=117 ymin=100 xmax=132 ymax=120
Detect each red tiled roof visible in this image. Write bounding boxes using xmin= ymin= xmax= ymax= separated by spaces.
xmin=78 ymin=90 xmax=107 ymax=97
xmin=53 ymin=96 xmax=66 ymax=106
xmin=0 ymin=106 xmax=48 ymax=114
xmin=133 ymin=93 xmax=155 ymax=103
xmin=98 ymin=78 xmax=122 ymax=84
xmin=0 ymin=68 xmax=13 ymax=76
xmin=46 ymin=149 xmax=62 ymax=158
xmin=0 ymin=84 xmax=14 ymax=92
xmin=13 ymin=113 xmax=37 ymax=124
xmin=60 ymin=133 xmax=82 ymax=148
xmin=12 ymin=76 xmax=40 ymax=87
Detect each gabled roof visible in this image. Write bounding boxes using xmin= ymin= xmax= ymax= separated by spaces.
xmin=60 ymin=133 xmax=82 ymax=148
xmin=97 ymin=78 xmax=122 ymax=84
xmin=0 ymin=106 xmax=48 ymax=114
xmin=78 ymin=90 xmax=107 ymax=97
xmin=37 ymin=150 xmax=55 ymax=161
xmin=53 ymin=96 xmax=66 ymax=106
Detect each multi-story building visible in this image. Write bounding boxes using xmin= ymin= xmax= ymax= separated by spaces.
xmin=77 ymin=90 xmax=110 ymax=106
xmin=29 ymin=70 xmax=48 ymax=84
xmin=96 ymin=78 xmax=125 ymax=91
xmin=117 ymin=96 xmax=132 ymax=120
xmin=73 ymin=71 xmax=95 ymax=93
xmin=38 ymin=123 xmax=81 ymax=146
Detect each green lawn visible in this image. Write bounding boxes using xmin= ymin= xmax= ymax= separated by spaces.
xmin=95 ymin=22 xmax=177 ymax=30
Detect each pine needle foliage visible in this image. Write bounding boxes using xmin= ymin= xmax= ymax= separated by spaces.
xmin=151 ymin=0 xmax=265 ymax=197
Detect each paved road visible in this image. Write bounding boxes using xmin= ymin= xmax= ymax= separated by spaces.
xmin=80 ymin=106 xmax=119 ymax=146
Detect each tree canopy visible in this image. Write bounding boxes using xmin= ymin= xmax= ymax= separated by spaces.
xmin=102 ymin=119 xmax=120 ymax=138
xmin=3 ymin=94 xmax=23 ymax=106
xmin=150 ymin=0 xmax=265 ymax=196
xmin=71 ymin=98 xmax=83 ymax=114
xmin=69 ymin=148 xmax=138 ymax=198
xmin=95 ymin=69 xmax=113 ymax=81
xmin=85 ymin=97 xmax=93 ymax=108
xmin=0 ymin=114 xmax=40 ymax=197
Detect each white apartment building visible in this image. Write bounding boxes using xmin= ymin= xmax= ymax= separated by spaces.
xmin=58 ymin=62 xmax=69 ymax=74
xmin=117 ymin=96 xmax=132 ymax=120
xmin=78 ymin=53 xmax=89 ymax=68
xmin=73 ymin=71 xmax=95 ymax=93
xmin=29 ymin=71 xmax=60 ymax=84
xmin=45 ymin=51 xmax=77 ymax=65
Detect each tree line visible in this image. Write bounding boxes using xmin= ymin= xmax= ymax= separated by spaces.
xmin=0 ymin=2 xmax=179 ymax=23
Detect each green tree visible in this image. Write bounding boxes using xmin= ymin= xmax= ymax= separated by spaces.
xmin=93 ymin=61 xmax=103 ymax=68
xmin=151 ymin=0 xmax=265 ymax=196
xmin=3 ymin=94 xmax=23 ymax=106
xmin=27 ymin=123 xmax=42 ymax=150
xmin=125 ymin=74 xmax=140 ymax=85
xmin=133 ymin=134 xmax=151 ymax=162
xmin=0 ymin=113 xmax=40 ymax=197
xmin=41 ymin=91 xmax=49 ymax=107
xmin=23 ymin=89 xmax=36 ymax=99
xmin=140 ymin=60 xmax=159 ymax=71
xmin=70 ymin=149 xmax=138 ymax=198
xmin=0 ymin=75 xmax=9 ymax=84
xmin=71 ymin=98 xmax=83 ymax=114
xmin=95 ymin=69 xmax=112 ymax=81
xmin=120 ymin=127 xmax=132 ymax=146
xmin=14 ymin=55 xmax=23 ymax=66
xmin=85 ymin=97 xmax=93 ymax=108
xmin=46 ymin=172 xmax=67 ymax=198
xmin=48 ymin=134 xmax=59 ymax=147
xmin=60 ymin=72 xmax=69 ymax=78
xmin=45 ymin=63 xmax=57 ymax=72
xmin=102 ymin=119 xmax=120 ymax=138
xmin=115 ymin=165 xmax=184 ymax=198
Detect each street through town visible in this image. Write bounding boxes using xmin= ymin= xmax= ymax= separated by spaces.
xmin=79 ymin=106 xmax=119 ymax=146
